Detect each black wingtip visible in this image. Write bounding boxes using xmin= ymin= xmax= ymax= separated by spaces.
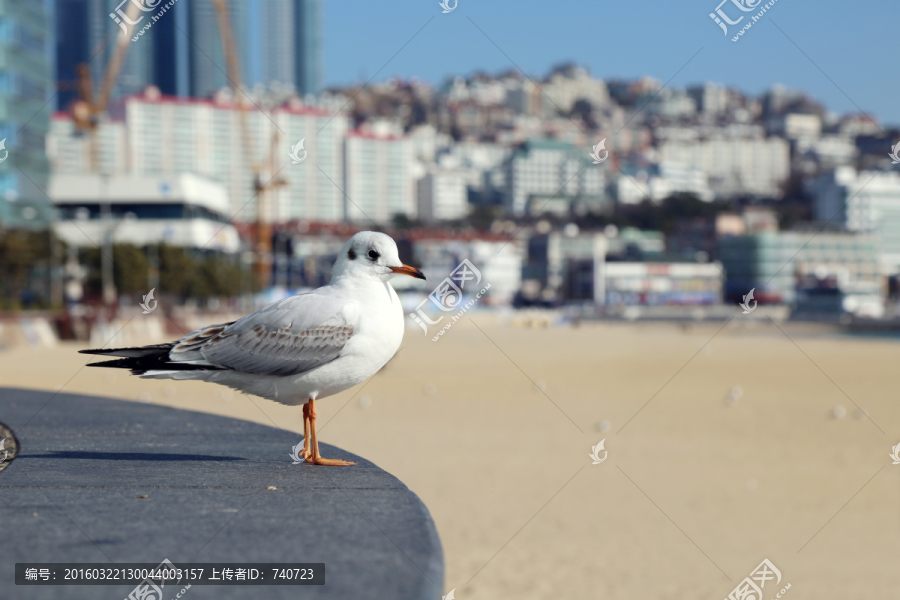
xmin=78 ymin=343 xmax=176 ymax=358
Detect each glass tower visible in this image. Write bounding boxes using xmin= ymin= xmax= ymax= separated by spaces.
xmin=293 ymin=0 xmax=322 ymax=97
xmin=0 ymin=0 xmax=53 ymax=224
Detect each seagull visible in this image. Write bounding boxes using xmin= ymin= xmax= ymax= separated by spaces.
xmin=80 ymin=232 xmax=426 ymax=466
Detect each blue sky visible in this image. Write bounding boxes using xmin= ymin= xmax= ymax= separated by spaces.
xmin=323 ymin=0 xmax=900 ymax=127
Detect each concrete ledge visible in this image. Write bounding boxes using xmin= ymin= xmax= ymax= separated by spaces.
xmin=0 ymin=388 xmax=443 ymax=600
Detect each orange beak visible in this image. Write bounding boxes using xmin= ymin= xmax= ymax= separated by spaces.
xmin=389 ymin=264 xmax=426 ymax=280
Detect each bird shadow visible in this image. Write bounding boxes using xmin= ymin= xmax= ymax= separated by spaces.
xmin=20 ymin=451 xmax=246 ymax=462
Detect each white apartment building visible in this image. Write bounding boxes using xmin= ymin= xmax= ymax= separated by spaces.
xmin=812 ymin=167 xmax=900 ymax=273
xmin=125 ymin=92 xmax=347 ymax=222
xmin=417 ymin=169 xmax=469 ymax=222
xmin=49 ymin=88 xmax=348 ymax=223
xmin=646 ymin=88 xmax=697 ymax=119
xmin=47 ymin=116 xmax=127 ymax=176
xmin=688 ymin=83 xmax=729 ymax=117
xmin=343 ymin=131 xmax=414 ymax=224
xmin=504 ymin=139 xmax=605 ymax=216
xmin=658 ymin=136 xmax=790 ymax=198
xmin=616 ymin=163 xmax=712 ymax=204
xmin=408 ymin=124 xmax=452 ymax=163
xmin=796 ymin=135 xmax=858 ymax=169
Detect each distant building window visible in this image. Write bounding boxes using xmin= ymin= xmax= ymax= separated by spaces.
xmin=58 ymin=202 xmax=227 ymax=223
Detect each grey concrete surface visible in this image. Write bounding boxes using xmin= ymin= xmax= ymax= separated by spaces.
xmin=0 ymin=387 xmax=443 ymax=600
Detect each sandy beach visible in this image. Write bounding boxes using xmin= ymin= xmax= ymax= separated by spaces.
xmin=2 ymin=314 xmax=898 ymax=599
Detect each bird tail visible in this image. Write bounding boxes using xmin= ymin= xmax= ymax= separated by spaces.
xmin=79 ymin=344 xmax=223 ymax=376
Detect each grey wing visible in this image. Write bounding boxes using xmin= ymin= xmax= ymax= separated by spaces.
xmin=170 ymin=292 xmax=357 ymax=377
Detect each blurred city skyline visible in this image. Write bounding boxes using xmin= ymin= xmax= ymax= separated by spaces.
xmin=4 ymin=0 xmax=900 ymax=322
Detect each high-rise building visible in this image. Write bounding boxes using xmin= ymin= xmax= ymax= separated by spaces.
xmin=343 ymin=131 xmax=414 ymax=224
xmin=47 ymin=114 xmax=126 ymax=176
xmin=56 ymin=0 xmax=157 ymax=108
xmin=56 ymin=0 xmax=181 ymax=106
xmin=251 ymin=0 xmax=294 ymax=89
xmin=57 ymin=0 xmax=323 ymax=108
xmin=0 ymin=0 xmax=53 ymax=224
xmin=152 ymin=0 xmax=191 ymax=97
xmin=48 ymin=90 xmax=348 ymax=223
xmin=55 ymin=0 xmax=92 ymax=111
xmin=812 ymin=167 xmax=900 ymax=274
xmin=293 ymin=0 xmax=323 ymax=97
xmin=188 ymin=0 xmax=250 ymax=99
xmin=417 ymin=168 xmax=468 ymax=222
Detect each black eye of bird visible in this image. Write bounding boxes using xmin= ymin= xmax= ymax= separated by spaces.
xmin=367 ymin=249 xmax=380 ymax=261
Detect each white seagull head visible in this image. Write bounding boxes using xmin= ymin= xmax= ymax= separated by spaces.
xmin=333 ymin=231 xmax=426 ymax=284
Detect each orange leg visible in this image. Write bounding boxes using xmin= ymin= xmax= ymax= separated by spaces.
xmin=301 ymin=403 xmax=313 ymax=460
xmin=306 ymin=397 xmax=356 ymax=467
